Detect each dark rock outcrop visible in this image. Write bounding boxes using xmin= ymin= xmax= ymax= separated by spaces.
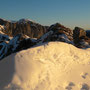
xmin=48 ymin=23 xmax=73 ymax=41
xmin=37 ymin=23 xmax=73 ymax=45
xmin=73 ymin=27 xmax=90 ymax=48
xmin=17 ymin=38 xmax=37 ymax=51
xmin=0 ymin=41 xmax=8 ymax=60
xmin=0 ymin=34 xmax=37 ymax=60
xmin=0 ymin=34 xmax=10 ymax=41
xmin=0 ymin=18 xmax=48 ymax=38
xmin=86 ymin=30 xmax=90 ymax=38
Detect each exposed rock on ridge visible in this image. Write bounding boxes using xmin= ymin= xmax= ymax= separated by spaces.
xmin=0 ymin=18 xmax=90 ymax=60
xmin=0 ymin=18 xmax=48 ymax=38
xmin=73 ymin=27 xmax=90 ymax=48
xmin=37 ymin=23 xmax=73 ymax=45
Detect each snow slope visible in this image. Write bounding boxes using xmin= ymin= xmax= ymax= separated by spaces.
xmin=0 ymin=42 xmax=90 ymax=90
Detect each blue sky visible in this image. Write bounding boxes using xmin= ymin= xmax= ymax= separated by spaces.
xmin=0 ymin=0 xmax=90 ymax=29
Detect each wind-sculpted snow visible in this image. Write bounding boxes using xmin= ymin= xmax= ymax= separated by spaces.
xmin=0 ymin=42 xmax=90 ymax=90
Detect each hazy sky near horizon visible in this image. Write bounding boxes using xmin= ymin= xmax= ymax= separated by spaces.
xmin=0 ymin=0 xmax=90 ymax=29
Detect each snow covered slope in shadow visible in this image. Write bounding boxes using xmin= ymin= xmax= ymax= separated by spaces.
xmin=0 ymin=42 xmax=90 ymax=90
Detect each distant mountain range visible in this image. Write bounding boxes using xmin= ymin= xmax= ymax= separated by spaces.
xmin=0 ymin=18 xmax=90 ymax=38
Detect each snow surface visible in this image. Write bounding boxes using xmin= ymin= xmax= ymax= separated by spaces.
xmin=0 ymin=42 xmax=90 ymax=90
xmin=18 ymin=19 xmax=36 ymax=24
xmin=0 ymin=25 xmax=5 ymax=30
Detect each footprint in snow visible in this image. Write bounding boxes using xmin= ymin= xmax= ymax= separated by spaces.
xmin=81 ymin=73 xmax=88 ymax=79
xmin=65 ymin=82 xmax=75 ymax=90
xmin=80 ymin=83 xmax=90 ymax=90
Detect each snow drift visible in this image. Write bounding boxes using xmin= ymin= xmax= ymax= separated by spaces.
xmin=0 ymin=42 xmax=90 ymax=90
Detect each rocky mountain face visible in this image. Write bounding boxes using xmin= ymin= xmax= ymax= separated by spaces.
xmin=73 ymin=27 xmax=90 ymax=48
xmin=0 ymin=34 xmax=37 ymax=60
xmin=0 ymin=18 xmax=48 ymax=38
xmin=0 ymin=18 xmax=90 ymax=60
xmin=48 ymin=23 xmax=73 ymax=40
xmin=37 ymin=23 xmax=73 ymax=45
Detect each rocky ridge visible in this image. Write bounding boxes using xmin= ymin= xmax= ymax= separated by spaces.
xmin=0 ymin=18 xmax=90 ymax=60
xmin=73 ymin=27 xmax=90 ymax=48
xmin=0 ymin=18 xmax=48 ymax=38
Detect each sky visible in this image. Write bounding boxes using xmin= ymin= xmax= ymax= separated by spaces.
xmin=0 ymin=0 xmax=90 ymax=29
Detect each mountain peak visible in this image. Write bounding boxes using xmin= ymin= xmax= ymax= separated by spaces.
xmin=18 ymin=18 xmax=35 ymax=23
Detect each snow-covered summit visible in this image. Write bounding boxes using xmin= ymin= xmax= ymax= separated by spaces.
xmin=0 ymin=42 xmax=90 ymax=90
xmin=18 ymin=18 xmax=36 ymax=24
